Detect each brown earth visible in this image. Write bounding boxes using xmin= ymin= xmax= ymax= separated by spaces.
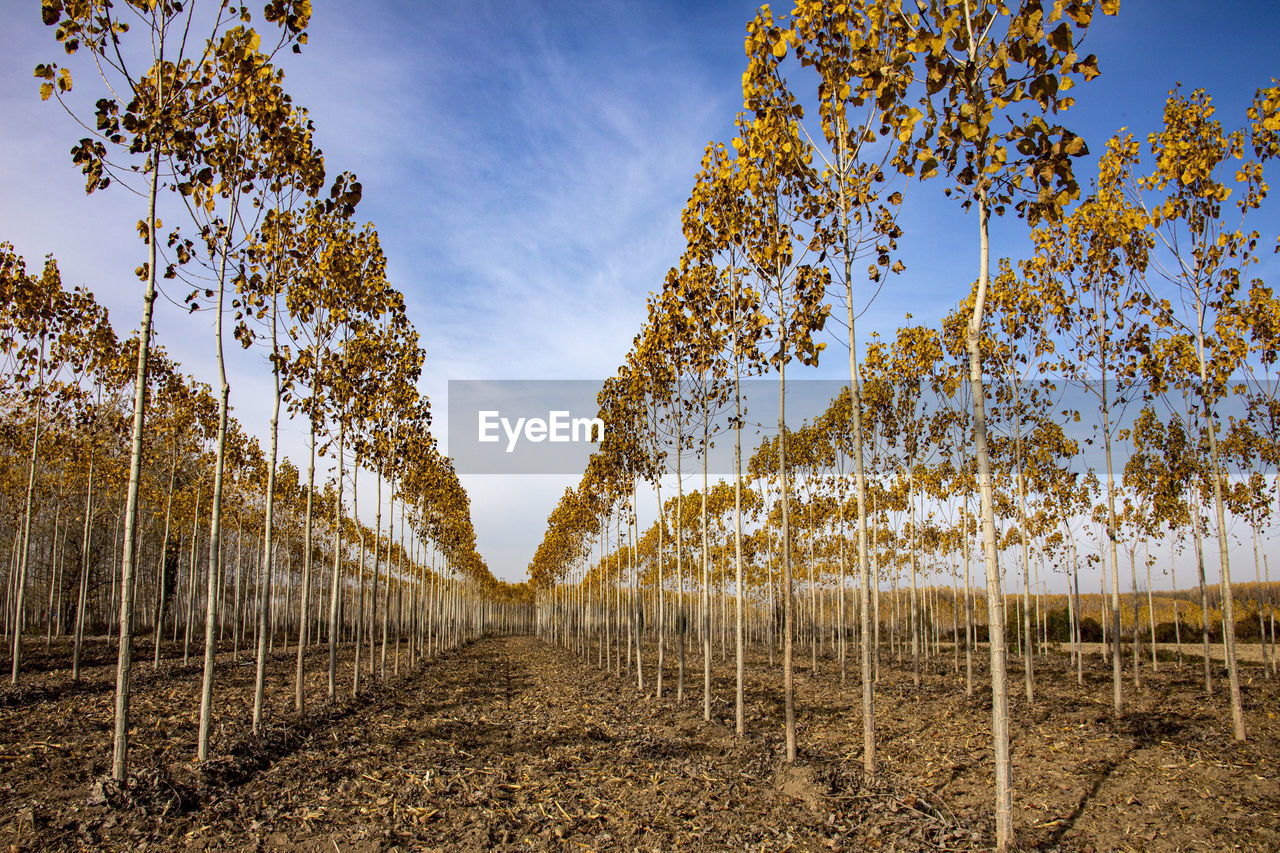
xmin=770 ymin=639 xmax=1280 ymax=852
xmin=1 ymin=632 xmax=1276 ymax=852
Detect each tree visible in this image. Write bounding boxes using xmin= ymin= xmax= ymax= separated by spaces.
xmin=788 ymin=0 xmax=911 ymax=773
xmin=887 ymin=1 xmax=1117 ymax=844
xmin=739 ymin=12 xmax=832 ymax=758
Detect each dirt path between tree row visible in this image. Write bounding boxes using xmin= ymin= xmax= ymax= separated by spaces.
xmin=3 ymin=634 xmax=1278 ymax=851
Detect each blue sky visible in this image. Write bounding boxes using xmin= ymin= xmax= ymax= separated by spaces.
xmin=2 ymin=0 xmax=1278 ymax=585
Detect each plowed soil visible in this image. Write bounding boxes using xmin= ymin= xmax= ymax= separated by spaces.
xmin=1 ymin=633 xmax=1276 ymax=851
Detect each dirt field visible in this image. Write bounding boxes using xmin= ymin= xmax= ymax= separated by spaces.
xmin=1 ymin=634 xmax=1276 ymax=851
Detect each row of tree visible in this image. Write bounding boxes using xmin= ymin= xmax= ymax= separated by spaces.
xmin=535 ymin=387 xmax=1277 ymax=691
xmin=4 ymin=0 xmax=527 ymax=787
xmin=527 ymin=1 xmax=1277 ymax=847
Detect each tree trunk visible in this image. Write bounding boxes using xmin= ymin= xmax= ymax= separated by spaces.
xmin=910 ymin=476 xmax=920 ymax=688
xmin=1103 ymin=401 xmax=1125 ymax=716
xmin=73 ymin=454 xmax=95 ymax=681
xmin=111 ymin=139 xmax=163 ymax=781
xmin=381 ymin=477 xmax=395 ymax=677
xmin=656 ymin=474 xmax=665 ymax=699
xmin=295 ymin=417 xmax=317 ymax=715
xmin=1146 ymin=541 xmax=1158 ymax=673
xmin=327 ymin=420 xmax=344 ymax=698
xmin=1252 ymin=520 xmax=1268 ymax=678
xmin=700 ymin=415 xmax=711 ymax=723
xmin=198 ymin=223 xmax=236 ymax=763
xmin=1016 ymin=447 xmax=1034 ymax=704
xmin=10 ymin=336 xmax=45 ymax=684
xmin=963 ymin=500 xmax=974 ymax=697
xmin=153 ymin=452 xmax=177 ymax=670
xmin=1202 ymin=393 xmax=1245 ymax=740
xmin=675 ymin=395 xmax=685 ymax=703
xmin=231 ymin=516 xmax=243 ymax=661
xmin=1172 ymin=536 xmax=1183 ymax=667
xmin=183 ymin=488 xmax=201 ymax=661
xmin=1189 ymin=492 xmax=1213 ymax=695
xmin=352 ymin=459 xmax=364 ymax=697
xmin=1129 ymin=546 xmax=1141 ymax=688
xmin=251 ymin=297 xmax=281 ymax=731
xmin=370 ymin=467 xmax=382 ymax=677
xmin=632 ymin=485 xmax=643 ymax=691
xmin=779 ymin=341 xmax=796 ymax=763
xmin=968 ymin=188 xmax=1012 ymax=849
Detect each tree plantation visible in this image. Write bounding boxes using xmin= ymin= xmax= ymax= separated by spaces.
xmin=1 ymin=0 xmax=1278 ymax=851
